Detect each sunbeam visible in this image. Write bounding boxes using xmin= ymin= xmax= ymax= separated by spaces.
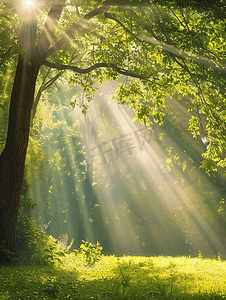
xmin=29 ymin=79 xmax=226 ymax=257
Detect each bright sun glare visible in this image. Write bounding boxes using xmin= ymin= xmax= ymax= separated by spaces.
xmin=25 ymin=0 xmax=34 ymax=7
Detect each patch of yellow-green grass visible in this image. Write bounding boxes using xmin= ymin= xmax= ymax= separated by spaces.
xmin=1 ymin=254 xmax=226 ymax=299
xmin=61 ymin=253 xmax=226 ymax=299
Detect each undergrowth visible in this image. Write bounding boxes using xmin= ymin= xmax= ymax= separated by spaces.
xmin=1 ymin=204 xmax=226 ymax=299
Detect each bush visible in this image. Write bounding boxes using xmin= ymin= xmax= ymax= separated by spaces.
xmin=79 ymin=239 xmax=103 ymax=266
xmin=17 ymin=196 xmax=70 ymax=266
xmin=17 ymin=215 xmax=66 ymax=266
xmin=17 ymin=196 xmax=102 ymax=267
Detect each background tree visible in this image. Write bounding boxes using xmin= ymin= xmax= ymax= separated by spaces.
xmin=0 ymin=0 xmax=226 ymax=263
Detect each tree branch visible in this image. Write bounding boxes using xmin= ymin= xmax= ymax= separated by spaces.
xmin=42 ymin=71 xmax=63 ymax=91
xmin=105 ymin=12 xmax=144 ymax=43
xmin=105 ymin=13 xmax=226 ymax=75
xmin=31 ymin=70 xmax=63 ymax=124
xmin=42 ymin=3 xmax=112 ymax=61
xmin=37 ymin=0 xmax=67 ymax=54
xmin=139 ymin=35 xmax=226 ymax=74
xmin=43 ymin=60 xmax=150 ymax=80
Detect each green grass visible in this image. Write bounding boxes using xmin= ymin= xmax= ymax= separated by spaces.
xmin=1 ymin=254 xmax=226 ymax=299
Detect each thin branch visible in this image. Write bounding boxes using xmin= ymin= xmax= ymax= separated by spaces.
xmin=42 ymin=3 xmax=112 ymax=61
xmin=31 ymin=70 xmax=63 ymax=124
xmin=42 ymin=71 xmax=63 ymax=92
xmin=173 ymin=55 xmax=224 ymax=130
xmin=43 ymin=60 xmax=150 ymax=80
xmin=107 ymin=9 xmax=226 ymax=76
xmin=105 ymin=13 xmax=144 ymax=43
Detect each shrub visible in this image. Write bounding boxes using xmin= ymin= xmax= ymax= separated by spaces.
xmin=79 ymin=239 xmax=103 ymax=266
xmin=17 ymin=215 xmax=66 ymax=266
xmin=17 ymin=196 xmax=68 ymax=266
xmin=17 ymin=196 xmax=101 ymax=267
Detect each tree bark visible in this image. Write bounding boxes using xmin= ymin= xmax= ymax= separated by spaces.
xmin=0 ymin=54 xmax=40 ymax=264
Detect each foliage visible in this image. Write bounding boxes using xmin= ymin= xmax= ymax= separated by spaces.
xmin=17 ymin=199 xmax=103 ymax=268
xmin=0 ymin=266 xmax=80 ymax=299
xmin=19 ymin=195 xmax=36 ymax=211
xmin=1 ymin=254 xmax=226 ymax=299
xmin=17 ymin=198 xmax=102 ymax=268
xmin=0 ymin=59 xmax=15 ymax=153
xmin=17 ymin=212 xmax=72 ymax=266
xmin=1 ymin=0 xmax=226 ymax=174
xmin=79 ymin=239 xmax=103 ymax=266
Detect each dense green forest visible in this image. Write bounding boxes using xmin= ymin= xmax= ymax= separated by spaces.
xmin=1 ymin=0 xmax=226 ymax=268
xmin=1 ymin=1 xmax=226 ymax=299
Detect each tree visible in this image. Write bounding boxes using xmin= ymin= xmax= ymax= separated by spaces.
xmin=0 ymin=0 xmax=225 ymax=263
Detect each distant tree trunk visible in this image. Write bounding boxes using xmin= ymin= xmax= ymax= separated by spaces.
xmin=85 ymin=161 xmax=94 ymax=211
xmin=0 ymin=54 xmax=40 ymax=264
xmin=84 ymin=113 xmax=100 ymax=210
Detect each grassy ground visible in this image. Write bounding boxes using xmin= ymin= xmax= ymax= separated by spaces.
xmin=1 ymin=253 xmax=226 ymax=299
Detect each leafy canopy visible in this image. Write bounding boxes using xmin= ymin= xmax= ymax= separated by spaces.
xmin=0 ymin=0 xmax=226 ymax=172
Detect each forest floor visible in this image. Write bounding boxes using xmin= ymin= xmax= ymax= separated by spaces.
xmin=0 ymin=254 xmax=226 ymax=299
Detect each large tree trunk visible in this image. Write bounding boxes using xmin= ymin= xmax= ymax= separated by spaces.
xmin=0 ymin=54 xmax=40 ymax=264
